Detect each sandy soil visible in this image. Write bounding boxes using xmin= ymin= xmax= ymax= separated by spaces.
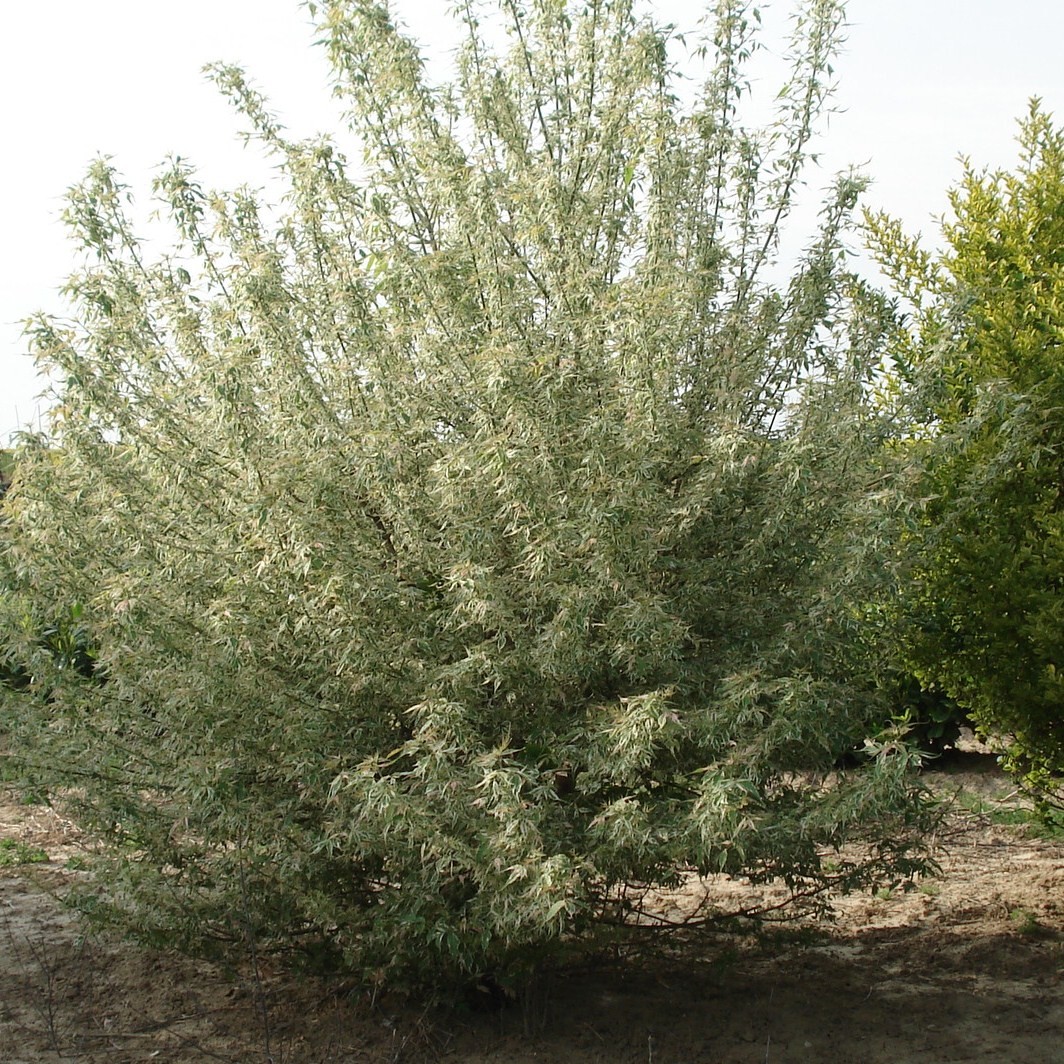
xmin=2 ymin=750 xmax=1062 ymax=1063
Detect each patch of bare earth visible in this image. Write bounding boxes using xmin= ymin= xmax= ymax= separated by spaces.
xmin=2 ymin=750 xmax=1062 ymax=1063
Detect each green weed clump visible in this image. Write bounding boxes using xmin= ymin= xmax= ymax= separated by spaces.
xmin=0 ymin=837 xmax=48 ymax=867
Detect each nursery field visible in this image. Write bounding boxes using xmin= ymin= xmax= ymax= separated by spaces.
xmin=2 ymin=744 xmax=1063 ymax=1064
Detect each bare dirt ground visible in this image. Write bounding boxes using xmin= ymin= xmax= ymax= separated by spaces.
xmin=2 ymin=747 xmax=1062 ymax=1063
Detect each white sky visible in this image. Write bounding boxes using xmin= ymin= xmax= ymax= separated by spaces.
xmin=2 ymin=0 xmax=1062 ymax=442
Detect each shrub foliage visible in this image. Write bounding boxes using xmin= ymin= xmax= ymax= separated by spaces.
xmin=3 ymin=0 xmax=931 ymax=988
xmin=868 ymin=103 xmax=1064 ymax=801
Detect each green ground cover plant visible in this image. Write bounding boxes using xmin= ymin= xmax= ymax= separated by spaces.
xmin=0 ymin=837 xmax=49 ymax=867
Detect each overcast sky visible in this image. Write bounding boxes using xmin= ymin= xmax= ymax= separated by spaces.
xmin=3 ymin=0 xmax=1063 ymax=442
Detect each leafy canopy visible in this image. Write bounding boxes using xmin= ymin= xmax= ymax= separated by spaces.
xmin=867 ymin=101 xmax=1064 ymax=800
xmin=3 ymin=0 xmax=930 ymax=989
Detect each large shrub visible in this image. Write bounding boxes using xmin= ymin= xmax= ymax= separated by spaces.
xmin=3 ymin=0 xmax=932 ymax=990
xmin=868 ymin=102 xmax=1064 ymax=800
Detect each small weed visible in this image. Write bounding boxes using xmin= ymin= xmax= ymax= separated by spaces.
xmin=917 ymin=881 xmax=941 ymax=897
xmin=954 ymin=791 xmax=1064 ymax=839
xmin=1009 ymin=908 xmax=1043 ymax=936
xmin=1023 ymin=811 xmax=1064 ymax=841
xmin=0 ymin=754 xmax=19 ymax=784
xmin=0 ymin=837 xmax=48 ymax=867
xmin=954 ymin=791 xmax=1007 ymax=818
xmin=874 ymin=887 xmax=894 ymax=901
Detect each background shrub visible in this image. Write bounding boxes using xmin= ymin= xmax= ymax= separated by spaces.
xmin=868 ymin=102 xmax=1064 ymax=802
